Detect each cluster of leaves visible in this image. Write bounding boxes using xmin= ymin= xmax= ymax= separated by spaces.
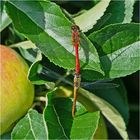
xmin=1 ymin=0 xmax=140 ymax=139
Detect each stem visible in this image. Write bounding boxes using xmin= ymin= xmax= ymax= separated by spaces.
xmin=31 ymin=102 xmax=41 ymax=109
xmin=34 ymin=96 xmax=48 ymax=105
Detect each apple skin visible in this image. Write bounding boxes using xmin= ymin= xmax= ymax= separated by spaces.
xmin=0 ymin=45 xmax=34 ymax=135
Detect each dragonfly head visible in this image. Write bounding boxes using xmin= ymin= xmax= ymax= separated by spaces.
xmin=71 ymin=25 xmax=80 ymax=32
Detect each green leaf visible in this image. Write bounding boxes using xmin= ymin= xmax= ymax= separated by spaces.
xmin=72 ymin=103 xmax=107 ymax=140
xmin=44 ymin=91 xmax=72 ymax=139
xmin=74 ymin=0 xmax=111 ymax=32
xmin=0 ymin=1 xmax=5 ymax=12
xmin=123 ymin=0 xmax=135 ymax=23
xmin=53 ymin=98 xmax=73 ymax=137
xmin=14 ymin=41 xmax=44 ymax=85
xmin=28 ymin=52 xmax=46 ymax=85
xmin=100 ymin=41 xmax=140 ymax=78
xmin=94 ymin=0 xmax=135 ymax=29
xmin=11 ymin=109 xmax=48 ymax=139
xmin=0 ymin=8 xmax=12 ymax=32
xmin=100 ymin=0 xmax=125 ymax=26
xmin=44 ymin=91 xmax=103 ymax=139
xmin=93 ymin=115 xmax=108 ymax=139
xmin=78 ymin=88 xmax=129 ymax=139
xmin=71 ymin=111 xmax=100 ymax=139
xmin=9 ymin=41 xmax=39 ymax=63
xmin=89 ymin=23 xmax=140 ymax=78
xmin=28 ymin=61 xmax=47 ymax=85
xmin=9 ymin=40 xmax=36 ymax=49
xmin=89 ymin=23 xmax=139 ymax=53
xmin=53 ymin=86 xmax=108 ymax=139
xmin=28 ymin=57 xmax=72 ymax=86
xmin=90 ymin=13 xmax=112 ymax=32
xmin=85 ymin=79 xmax=129 ymax=124
xmin=5 ymin=0 xmax=103 ymax=75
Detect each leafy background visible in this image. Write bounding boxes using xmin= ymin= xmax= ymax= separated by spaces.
xmin=1 ymin=0 xmax=139 ymax=139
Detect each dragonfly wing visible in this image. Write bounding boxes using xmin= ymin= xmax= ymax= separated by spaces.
xmin=81 ymin=82 xmax=119 ymax=89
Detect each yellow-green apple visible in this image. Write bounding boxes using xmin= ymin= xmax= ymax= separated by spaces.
xmin=0 ymin=45 xmax=34 ymax=135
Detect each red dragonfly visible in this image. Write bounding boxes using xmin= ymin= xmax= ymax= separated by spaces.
xmin=41 ymin=25 xmax=118 ymax=118
xmin=71 ymin=25 xmax=81 ymax=117
xmin=40 ymin=25 xmax=119 ymax=117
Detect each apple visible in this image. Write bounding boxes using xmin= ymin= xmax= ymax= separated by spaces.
xmin=0 ymin=45 xmax=34 ymax=135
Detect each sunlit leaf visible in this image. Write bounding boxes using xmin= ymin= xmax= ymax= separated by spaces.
xmin=78 ymin=88 xmax=129 ymax=139
xmin=11 ymin=109 xmax=48 ymax=139
xmin=5 ymin=0 xmax=103 ymax=76
xmin=123 ymin=0 xmax=135 ymax=23
xmin=44 ymin=91 xmax=72 ymax=139
xmin=88 ymin=23 xmax=140 ymax=79
xmin=9 ymin=41 xmax=39 ymax=62
xmin=71 ymin=111 xmax=100 ymax=139
xmin=74 ymin=0 xmax=111 ymax=32
xmin=0 ymin=8 xmax=12 ymax=32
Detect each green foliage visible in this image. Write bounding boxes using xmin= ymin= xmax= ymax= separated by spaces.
xmin=5 ymin=0 xmax=103 ymax=76
xmin=87 ymin=79 xmax=129 ymax=124
xmin=89 ymin=23 xmax=140 ymax=78
xmin=70 ymin=111 xmax=100 ymax=139
xmin=44 ymin=91 xmax=102 ymax=139
xmin=0 ymin=8 xmax=12 ymax=32
xmin=74 ymin=0 xmax=111 ymax=32
xmin=11 ymin=109 xmax=48 ymax=139
xmin=44 ymin=91 xmax=71 ymax=139
xmin=78 ymin=88 xmax=128 ymax=139
xmin=123 ymin=0 xmax=135 ymax=23
xmin=1 ymin=0 xmax=139 ymax=139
